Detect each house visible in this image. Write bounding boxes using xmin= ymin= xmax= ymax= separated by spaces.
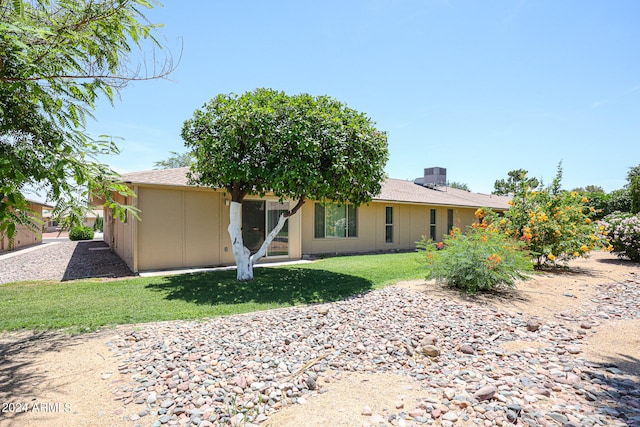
xmin=0 ymin=199 xmax=53 ymax=251
xmin=42 ymin=208 xmax=104 ymax=233
xmin=103 ymin=167 xmax=510 ymax=273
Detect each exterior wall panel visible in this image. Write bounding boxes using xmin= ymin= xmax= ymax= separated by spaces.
xmin=301 ymin=201 xmax=481 ymax=256
xmin=185 ymin=191 xmax=221 ymax=267
xmin=0 ymin=202 xmax=45 ymax=251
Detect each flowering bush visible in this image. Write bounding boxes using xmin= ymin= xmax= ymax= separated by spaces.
xmin=599 ymin=212 xmax=640 ymax=261
xmin=417 ymin=226 xmax=532 ymax=294
xmin=488 ymin=165 xmax=610 ymax=268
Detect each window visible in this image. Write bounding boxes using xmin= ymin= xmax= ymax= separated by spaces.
xmin=385 ymin=206 xmax=393 ymax=243
xmin=314 ymin=203 xmax=357 ymax=238
xmin=447 ymin=209 xmax=454 ymax=234
xmin=430 ymin=208 xmax=436 ymax=241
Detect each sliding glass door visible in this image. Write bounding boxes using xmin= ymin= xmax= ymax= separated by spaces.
xmin=242 ymin=200 xmax=289 ymax=258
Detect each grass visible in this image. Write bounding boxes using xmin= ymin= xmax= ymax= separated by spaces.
xmin=0 ymin=252 xmax=425 ymax=333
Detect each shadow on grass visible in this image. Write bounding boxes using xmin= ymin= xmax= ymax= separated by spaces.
xmin=145 ymin=267 xmax=374 ymax=306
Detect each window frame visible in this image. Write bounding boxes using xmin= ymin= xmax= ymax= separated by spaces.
xmin=314 ymin=203 xmax=358 ymax=239
xmin=429 ymin=208 xmax=436 ymax=241
xmin=385 ymin=206 xmax=393 ymax=243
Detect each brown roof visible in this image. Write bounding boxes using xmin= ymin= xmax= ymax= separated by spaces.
xmin=376 ymin=178 xmax=510 ymax=210
xmin=121 ymin=167 xmax=190 ymax=187
xmin=121 ymin=168 xmax=510 ymax=210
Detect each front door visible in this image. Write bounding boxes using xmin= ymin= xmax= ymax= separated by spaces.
xmin=242 ymin=200 xmax=289 ymax=257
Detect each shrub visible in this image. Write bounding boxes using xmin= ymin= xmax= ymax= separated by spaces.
xmin=417 ymin=226 xmax=533 ymax=294
xmin=69 ymin=226 xmax=94 ymax=241
xmin=584 ymin=189 xmax=631 ymax=219
xmin=599 ymin=212 xmax=640 ymax=261
xmin=488 ymin=163 xmax=610 ymax=268
xmin=93 ymin=214 xmax=104 ymax=232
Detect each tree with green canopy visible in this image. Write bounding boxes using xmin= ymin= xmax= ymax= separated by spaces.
xmin=0 ymin=0 xmax=175 ymax=247
xmin=153 ymin=151 xmax=194 ymax=169
xmin=448 ymin=181 xmax=470 ymax=191
xmin=493 ymin=169 xmax=540 ymax=196
xmin=182 ymin=88 xmax=389 ymax=281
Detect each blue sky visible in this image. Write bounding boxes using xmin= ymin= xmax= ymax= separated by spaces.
xmin=89 ymin=0 xmax=640 ymax=194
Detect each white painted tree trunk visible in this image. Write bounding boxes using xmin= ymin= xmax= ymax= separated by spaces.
xmin=251 ymin=212 xmax=288 ymax=264
xmin=228 ymin=201 xmax=253 ymax=281
xmin=228 ymin=201 xmax=290 ymax=281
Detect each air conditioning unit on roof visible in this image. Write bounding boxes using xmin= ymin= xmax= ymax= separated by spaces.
xmin=414 ymin=167 xmax=447 ymax=188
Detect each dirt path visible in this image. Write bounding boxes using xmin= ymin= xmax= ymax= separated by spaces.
xmin=0 ymin=251 xmax=638 ymax=427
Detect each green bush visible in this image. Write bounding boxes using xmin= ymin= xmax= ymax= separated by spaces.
xmin=69 ymin=226 xmax=94 ymax=241
xmin=599 ymin=212 xmax=640 ymax=261
xmin=93 ymin=214 xmax=104 ymax=232
xmin=418 ymin=226 xmax=533 ymax=294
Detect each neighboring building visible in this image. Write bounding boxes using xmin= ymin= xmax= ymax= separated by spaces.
xmin=42 ymin=208 xmax=104 ymax=232
xmin=103 ymin=167 xmax=510 ymax=273
xmin=0 ymin=199 xmax=53 ymax=251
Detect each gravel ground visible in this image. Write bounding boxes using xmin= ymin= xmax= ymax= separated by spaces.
xmin=108 ymin=275 xmax=640 ymax=427
xmin=0 ymin=239 xmax=134 ymax=284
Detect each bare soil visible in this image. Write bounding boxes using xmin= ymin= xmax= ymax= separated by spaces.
xmin=1 ymin=251 xmax=638 ymax=427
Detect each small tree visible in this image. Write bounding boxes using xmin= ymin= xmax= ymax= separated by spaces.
xmin=448 ymin=181 xmax=470 ymax=191
xmin=493 ymin=169 xmax=540 ymax=196
xmin=489 ymin=163 xmax=609 ymax=267
xmin=182 ymin=89 xmax=389 ymax=281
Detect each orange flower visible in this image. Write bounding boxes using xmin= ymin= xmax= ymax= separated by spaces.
xmin=585 ymin=218 xmax=591 ymax=224
xmin=580 ymin=245 xmax=589 ymax=252
xmin=547 ymin=254 xmax=555 ymax=261
xmin=487 ymin=253 xmax=502 ymax=269
xmin=582 ymin=197 xmax=589 ymax=203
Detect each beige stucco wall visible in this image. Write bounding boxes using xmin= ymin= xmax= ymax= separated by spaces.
xmin=135 ymin=186 xmax=224 ymax=271
xmin=104 ymin=192 xmax=135 ymax=270
xmin=104 ymin=184 xmax=485 ymax=271
xmin=0 ymin=202 xmax=45 ymax=251
xmin=107 ymin=186 xmax=304 ymax=272
xmin=300 ymin=201 xmax=480 ymax=256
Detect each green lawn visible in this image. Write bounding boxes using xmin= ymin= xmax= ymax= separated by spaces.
xmin=0 ymin=252 xmax=425 ymax=333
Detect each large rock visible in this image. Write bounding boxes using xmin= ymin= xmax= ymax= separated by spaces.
xmin=473 ymin=385 xmax=497 ymax=401
xmin=420 ymin=345 xmax=440 ymax=357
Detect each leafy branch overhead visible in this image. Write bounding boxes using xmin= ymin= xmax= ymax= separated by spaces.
xmin=0 ymin=0 xmax=176 ymax=245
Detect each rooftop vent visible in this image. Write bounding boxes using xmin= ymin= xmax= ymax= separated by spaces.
xmin=414 ymin=167 xmax=447 ymax=188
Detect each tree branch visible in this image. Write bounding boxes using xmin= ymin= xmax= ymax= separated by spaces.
xmin=286 ymin=196 xmax=306 ymax=217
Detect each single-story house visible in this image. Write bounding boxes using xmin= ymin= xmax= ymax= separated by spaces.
xmin=103 ymin=167 xmax=510 ymax=273
xmin=0 ymin=199 xmax=53 ymax=251
xmin=42 ymin=208 xmax=104 ymax=232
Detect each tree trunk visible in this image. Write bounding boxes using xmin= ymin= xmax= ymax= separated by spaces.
xmin=251 ymin=212 xmax=288 ymax=265
xmin=228 ymin=201 xmax=253 ymax=281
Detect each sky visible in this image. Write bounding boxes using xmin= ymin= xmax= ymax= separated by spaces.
xmin=87 ymin=0 xmax=640 ymax=195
